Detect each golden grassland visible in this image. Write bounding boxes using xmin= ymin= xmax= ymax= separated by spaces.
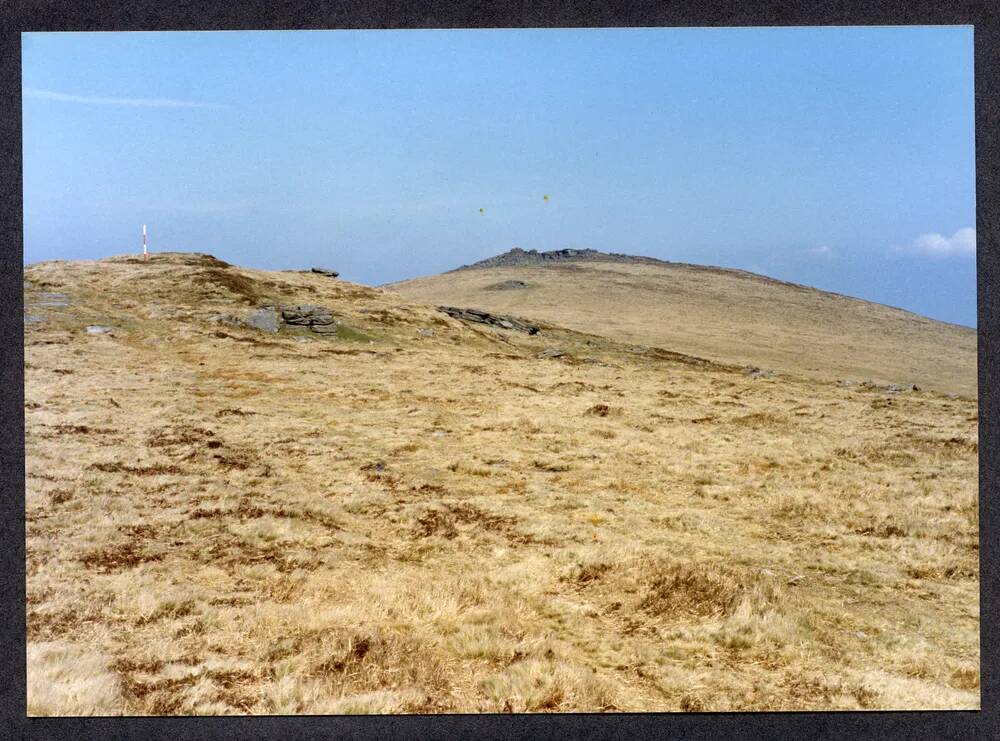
xmin=388 ymin=260 xmax=977 ymax=396
xmin=25 ymin=253 xmax=978 ymax=714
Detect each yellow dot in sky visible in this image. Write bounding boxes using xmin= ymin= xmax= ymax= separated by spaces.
xmin=543 ymin=194 xmax=549 ymax=201
xmin=479 ymin=208 xmax=485 ymax=214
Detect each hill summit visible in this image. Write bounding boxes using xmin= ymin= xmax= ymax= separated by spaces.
xmin=452 ymin=247 xmax=676 ymax=272
xmin=390 ymin=249 xmax=977 ymax=395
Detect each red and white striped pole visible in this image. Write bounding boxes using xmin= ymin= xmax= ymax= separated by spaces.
xmin=143 ymin=224 xmax=148 ymax=261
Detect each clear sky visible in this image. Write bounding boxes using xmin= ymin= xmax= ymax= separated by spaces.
xmin=22 ymin=28 xmax=976 ymax=326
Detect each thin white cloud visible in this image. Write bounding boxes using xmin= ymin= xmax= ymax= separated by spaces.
xmin=805 ymin=245 xmax=834 ymax=258
xmin=23 ymin=87 xmax=230 ymax=110
xmin=901 ymin=227 xmax=976 ymax=257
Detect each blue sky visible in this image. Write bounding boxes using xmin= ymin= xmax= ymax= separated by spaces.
xmin=22 ymin=28 xmax=976 ymax=326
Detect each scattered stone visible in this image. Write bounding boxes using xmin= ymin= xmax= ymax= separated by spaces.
xmin=744 ymin=366 xmax=775 ymax=379
xmin=536 ymin=348 xmax=565 ymax=359
xmin=24 ymin=314 xmax=44 ymax=325
xmin=209 ymin=313 xmax=242 ymax=326
xmin=946 ymin=393 xmax=960 ymax=400
xmin=786 ymin=575 xmax=805 ymax=586
xmin=33 ymin=292 xmax=69 ymax=308
xmin=309 ymin=323 xmax=341 ymax=334
xmin=837 ymin=380 xmax=857 ymax=388
xmin=246 ymin=308 xmax=280 ymax=333
xmin=437 ymin=306 xmax=539 ymax=334
xmin=85 ymin=325 xmax=114 ymax=334
xmin=626 ymin=345 xmax=649 ymax=354
xmin=485 ymin=279 xmax=528 ymax=291
xmin=417 ymin=328 xmax=435 ymax=338
xmin=310 ymin=267 xmax=339 ymax=278
xmin=856 ymin=380 xmax=917 ymax=394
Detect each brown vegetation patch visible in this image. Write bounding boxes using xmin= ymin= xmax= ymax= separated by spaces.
xmin=855 ymin=521 xmax=908 ymax=538
xmin=304 ymin=630 xmax=452 ymax=712
xmin=44 ymin=424 xmax=117 ymax=436
xmin=906 ymin=563 xmax=977 ymax=580
xmin=200 ymin=537 xmax=315 ymax=573
xmin=189 ymin=501 xmax=341 ymax=532
xmin=117 ymin=672 xmax=199 ymax=714
xmin=637 ymin=563 xmax=745 ymax=620
xmin=731 ymin=411 xmax=788 ymax=428
xmin=414 ymin=503 xmax=534 ymax=545
xmin=908 ymin=435 xmax=978 ymax=457
xmin=951 ymin=667 xmax=979 ymax=691
xmin=135 ymin=600 xmax=197 ymax=626
xmin=215 ymin=407 xmax=256 ymax=417
xmin=147 ymin=425 xmax=215 ymax=447
xmin=532 ymin=460 xmax=571 ymax=472
xmin=563 ymin=561 xmax=613 ymax=586
xmin=213 ymin=451 xmax=256 ymax=470
xmin=192 ymin=268 xmax=261 ymax=303
xmin=28 ymin=606 xmax=92 ymax=641
xmin=48 ymin=488 xmax=74 ymax=505
xmin=414 ymin=509 xmax=458 ymax=539
xmin=584 ymin=404 xmax=619 ymax=417
xmin=79 ymin=542 xmax=164 ymax=572
xmin=89 ymin=461 xmax=184 ymax=476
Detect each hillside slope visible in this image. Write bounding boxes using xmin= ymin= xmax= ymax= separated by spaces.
xmin=388 ymin=250 xmax=977 ymax=395
xmin=25 ymin=253 xmax=978 ymax=714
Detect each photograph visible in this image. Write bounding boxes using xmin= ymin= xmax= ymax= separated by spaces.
xmin=22 ymin=27 xmax=978 ymax=715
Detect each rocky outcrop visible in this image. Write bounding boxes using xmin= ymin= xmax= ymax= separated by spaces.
xmin=239 ymin=304 xmax=341 ymax=335
xmin=281 ymin=305 xmax=336 ymax=326
xmin=452 ymin=247 xmax=682 ymax=272
xmin=310 ymin=267 xmax=339 ymax=278
xmin=437 ymin=306 xmax=539 ymax=334
xmin=485 ymin=280 xmax=528 ymax=291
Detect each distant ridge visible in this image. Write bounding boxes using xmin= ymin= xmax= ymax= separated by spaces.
xmin=448 ymin=247 xmax=817 ymax=293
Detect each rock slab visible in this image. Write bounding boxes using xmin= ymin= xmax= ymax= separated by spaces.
xmin=437 ymin=306 xmax=539 ymax=334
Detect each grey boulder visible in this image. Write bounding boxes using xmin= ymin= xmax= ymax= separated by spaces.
xmin=246 ymin=308 xmax=280 ymax=333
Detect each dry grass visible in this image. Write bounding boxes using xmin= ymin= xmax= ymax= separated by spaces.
xmin=388 ymin=260 xmax=976 ymax=395
xmin=24 ymin=253 xmax=978 ymax=714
